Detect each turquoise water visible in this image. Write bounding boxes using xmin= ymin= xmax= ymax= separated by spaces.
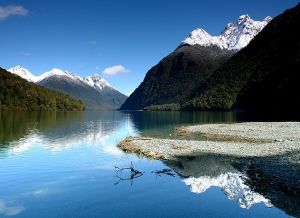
xmin=0 ymin=111 xmax=298 ymax=218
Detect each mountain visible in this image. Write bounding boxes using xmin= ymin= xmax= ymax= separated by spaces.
xmin=120 ymin=14 xmax=270 ymax=110
xmin=165 ymin=155 xmax=272 ymax=210
xmin=183 ymin=3 xmax=300 ymax=118
xmin=182 ymin=15 xmax=271 ymax=50
xmin=7 ymin=67 xmax=127 ymax=110
xmin=121 ymin=45 xmax=234 ymax=110
xmin=0 ymin=67 xmax=84 ymax=111
xmin=83 ymin=75 xmax=111 ymax=91
xmin=83 ymin=75 xmax=127 ymax=108
xmin=37 ymin=69 xmax=106 ymax=110
xmin=183 ymin=173 xmax=272 ymax=209
xmin=37 ymin=68 xmax=82 ymax=82
xmin=8 ymin=66 xmax=37 ymax=82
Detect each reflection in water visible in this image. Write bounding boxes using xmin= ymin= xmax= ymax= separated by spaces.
xmin=165 ymin=154 xmax=300 ymax=215
xmin=0 ymin=111 xmax=298 ymax=217
xmin=114 ymin=162 xmax=144 ymax=186
xmin=0 ymin=111 xmax=84 ymax=146
xmin=128 ymin=111 xmax=240 ymax=138
xmin=165 ymin=155 xmax=271 ymax=209
xmin=151 ymin=168 xmax=176 ymax=177
xmin=242 ymin=158 xmax=300 ymax=218
xmin=0 ymin=199 xmax=24 ymax=216
xmin=0 ymin=111 xmax=137 ymax=156
xmin=183 ymin=173 xmax=271 ymax=209
xmin=0 ymin=111 xmax=244 ymax=155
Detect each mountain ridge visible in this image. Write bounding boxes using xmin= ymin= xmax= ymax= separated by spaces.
xmin=0 ymin=67 xmax=85 ymax=111
xmin=182 ymin=3 xmax=300 ymax=118
xmin=181 ymin=14 xmax=272 ymax=50
xmin=8 ymin=66 xmax=118 ymax=93
xmin=121 ymin=14 xmax=270 ymax=111
xmin=8 ymin=66 xmax=127 ymax=110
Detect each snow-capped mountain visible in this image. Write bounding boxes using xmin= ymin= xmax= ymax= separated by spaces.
xmin=183 ymin=172 xmax=272 ymax=209
xmin=182 ymin=15 xmax=272 ymax=50
xmin=6 ymin=66 xmax=127 ymax=109
xmin=8 ymin=65 xmax=37 ymax=82
xmin=36 ymin=68 xmax=82 ymax=83
xmin=7 ymin=66 xmax=113 ymax=91
xmin=121 ymin=14 xmax=271 ymax=110
xmin=83 ymin=74 xmax=111 ymax=92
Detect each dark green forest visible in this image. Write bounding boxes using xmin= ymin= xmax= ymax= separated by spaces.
xmin=121 ymin=3 xmax=299 ymax=119
xmin=120 ymin=45 xmax=234 ymax=110
xmin=0 ymin=67 xmax=85 ymax=111
xmin=183 ymin=3 xmax=300 ymax=118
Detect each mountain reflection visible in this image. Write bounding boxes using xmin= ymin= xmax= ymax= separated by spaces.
xmin=0 ymin=199 xmax=24 ymax=216
xmin=1 ymin=111 xmax=299 ymax=217
xmin=165 ymin=155 xmax=272 ymax=209
xmin=183 ymin=173 xmax=271 ymax=209
xmin=165 ymin=154 xmax=300 ymax=216
xmin=0 ymin=111 xmax=137 ymax=155
xmin=0 ymin=111 xmax=84 ymax=146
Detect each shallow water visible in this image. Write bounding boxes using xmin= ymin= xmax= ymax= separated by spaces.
xmin=0 ymin=111 xmax=298 ymax=218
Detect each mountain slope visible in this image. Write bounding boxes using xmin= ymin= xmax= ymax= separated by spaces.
xmin=8 ymin=66 xmax=37 ymax=82
xmin=83 ymin=75 xmax=111 ymax=91
xmin=37 ymin=74 xmax=106 ymax=110
xmin=183 ymin=3 xmax=300 ymax=118
xmin=121 ymin=14 xmax=270 ymax=110
xmin=37 ymin=70 xmax=120 ymax=110
xmin=8 ymin=67 xmax=127 ymax=110
xmin=0 ymin=67 xmax=85 ymax=111
xmin=121 ymin=45 xmax=234 ymax=110
xmin=83 ymin=75 xmax=127 ymax=109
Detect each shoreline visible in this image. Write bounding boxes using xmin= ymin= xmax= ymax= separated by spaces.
xmin=118 ymin=122 xmax=300 ymax=161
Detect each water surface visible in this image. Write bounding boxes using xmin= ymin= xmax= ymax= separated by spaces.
xmin=0 ymin=111 xmax=298 ymax=217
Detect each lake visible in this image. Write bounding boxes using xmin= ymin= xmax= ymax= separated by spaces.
xmin=0 ymin=111 xmax=299 ymax=218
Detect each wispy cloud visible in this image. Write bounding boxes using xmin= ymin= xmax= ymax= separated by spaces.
xmin=0 ymin=5 xmax=28 ymax=20
xmin=102 ymin=65 xmax=130 ymax=75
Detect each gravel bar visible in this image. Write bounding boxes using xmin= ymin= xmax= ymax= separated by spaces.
xmin=118 ymin=122 xmax=300 ymax=160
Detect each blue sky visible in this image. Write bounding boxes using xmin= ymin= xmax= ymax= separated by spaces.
xmin=0 ymin=0 xmax=298 ymax=94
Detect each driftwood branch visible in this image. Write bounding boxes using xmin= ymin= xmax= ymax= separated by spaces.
xmin=114 ymin=162 xmax=144 ymax=186
xmin=114 ymin=163 xmax=176 ymax=185
xmin=151 ymin=168 xmax=175 ymax=177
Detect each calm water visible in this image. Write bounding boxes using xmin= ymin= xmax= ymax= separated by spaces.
xmin=0 ymin=111 xmax=299 ymax=218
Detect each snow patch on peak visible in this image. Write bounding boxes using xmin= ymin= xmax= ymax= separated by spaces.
xmin=83 ymin=74 xmax=111 ymax=92
xmin=182 ymin=28 xmax=220 ymax=48
xmin=7 ymin=66 xmax=122 ymax=95
xmin=264 ymin=16 xmax=272 ymax=22
xmin=65 ymin=70 xmax=85 ymax=81
xmin=37 ymin=68 xmax=79 ymax=82
xmin=8 ymin=66 xmax=37 ymax=82
xmin=182 ymin=14 xmax=272 ymax=50
xmin=47 ymin=68 xmax=65 ymax=76
xmin=183 ymin=172 xmax=272 ymax=209
xmin=237 ymin=14 xmax=251 ymax=24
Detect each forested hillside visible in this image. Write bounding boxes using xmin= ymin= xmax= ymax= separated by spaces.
xmin=0 ymin=67 xmax=85 ymax=111
xmin=183 ymin=3 xmax=300 ymax=118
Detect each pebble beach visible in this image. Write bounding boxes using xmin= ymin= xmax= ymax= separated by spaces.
xmin=118 ymin=122 xmax=300 ymax=160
